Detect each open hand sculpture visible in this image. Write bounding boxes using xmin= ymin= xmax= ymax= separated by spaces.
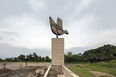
xmin=49 ymin=16 xmax=69 ymax=38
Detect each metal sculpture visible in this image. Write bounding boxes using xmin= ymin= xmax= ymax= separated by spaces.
xmin=49 ymin=16 xmax=69 ymax=38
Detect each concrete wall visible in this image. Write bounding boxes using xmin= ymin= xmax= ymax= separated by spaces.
xmin=27 ymin=63 xmax=51 ymax=67
xmin=62 ymin=65 xmax=79 ymax=77
xmin=0 ymin=63 xmax=25 ymax=70
xmin=0 ymin=63 xmax=51 ymax=70
xmin=52 ymin=38 xmax=64 ymax=65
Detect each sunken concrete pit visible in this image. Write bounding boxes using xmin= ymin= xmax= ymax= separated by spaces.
xmin=0 ymin=63 xmax=79 ymax=77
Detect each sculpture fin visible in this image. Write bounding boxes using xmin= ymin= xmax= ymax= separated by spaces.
xmin=57 ymin=17 xmax=63 ymax=30
xmin=49 ymin=17 xmax=56 ymax=27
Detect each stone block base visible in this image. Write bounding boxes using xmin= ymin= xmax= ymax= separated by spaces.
xmin=52 ymin=38 xmax=64 ymax=65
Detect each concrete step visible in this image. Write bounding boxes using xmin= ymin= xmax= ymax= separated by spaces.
xmin=48 ymin=70 xmax=57 ymax=77
xmin=48 ymin=65 xmax=64 ymax=77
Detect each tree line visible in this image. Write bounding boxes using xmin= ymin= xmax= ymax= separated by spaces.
xmin=65 ymin=44 xmax=116 ymax=63
xmin=0 ymin=44 xmax=116 ymax=63
xmin=0 ymin=52 xmax=51 ymax=62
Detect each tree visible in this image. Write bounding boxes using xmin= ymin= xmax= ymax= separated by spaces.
xmin=14 ymin=58 xmax=18 ymax=62
xmin=18 ymin=54 xmax=25 ymax=62
xmin=66 ymin=52 xmax=73 ymax=63
xmin=106 ymin=49 xmax=115 ymax=65
xmin=72 ymin=54 xmax=78 ymax=63
xmin=64 ymin=54 xmax=68 ymax=62
xmin=41 ymin=57 xmax=45 ymax=62
xmin=5 ymin=58 xmax=13 ymax=62
xmin=66 ymin=51 xmax=72 ymax=57
xmin=37 ymin=56 xmax=41 ymax=62
xmin=0 ymin=58 xmax=2 ymax=62
xmin=26 ymin=53 xmax=33 ymax=61
xmin=45 ymin=56 xmax=51 ymax=62
xmin=33 ymin=52 xmax=38 ymax=61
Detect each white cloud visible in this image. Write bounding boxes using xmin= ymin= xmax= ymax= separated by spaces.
xmin=0 ymin=13 xmax=52 ymax=49
xmin=72 ymin=0 xmax=94 ymax=17
xmin=65 ymin=11 xmax=116 ymax=48
xmin=29 ymin=0 xmax=46 ymax=11
xmin=65 ymin=15 xmax=95 ymax=48
xmin=89 ymin=29 xmax=116 ymax=46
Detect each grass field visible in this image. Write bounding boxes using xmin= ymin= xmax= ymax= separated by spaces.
xmin=66 ymin=60 xmax=116 ymax=77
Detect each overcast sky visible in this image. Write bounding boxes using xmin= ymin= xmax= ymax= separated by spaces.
xmin=0 ymin=0 xmax=116 ymax=59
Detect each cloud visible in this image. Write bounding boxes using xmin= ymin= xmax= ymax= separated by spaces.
xmin=0 ymin=36 xmax=3 ymax=40
xmin=65 ymin=46 xmax=92 ymax=54
xmin=0 ymin=0 xmax=31 ymax=19
xmin=0 ymin=13 xmax=52 ymax=49
xmin=0 ymin=43 xmax=50 ymax=59
xmin=65 ymin=15 xmax=95 ymax=48
xmin=29 ymin=0 xmax=46 ymax=11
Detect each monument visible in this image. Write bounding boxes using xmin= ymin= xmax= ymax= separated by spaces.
xmin=49 ymin=17 xmax=69 ymax=65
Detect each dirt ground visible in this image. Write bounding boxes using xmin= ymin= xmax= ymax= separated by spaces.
xmin=0 ymin=66 xmax=47 ymax=77
xmin=90 ymin=71 xmax=115 ymax=77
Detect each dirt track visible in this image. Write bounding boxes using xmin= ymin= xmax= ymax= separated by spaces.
xmin=90 ymin=71 xmax=115 ymax=77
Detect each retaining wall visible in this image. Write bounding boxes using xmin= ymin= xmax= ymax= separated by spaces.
xmin=0 ymin=62 xmax=51 ymax=70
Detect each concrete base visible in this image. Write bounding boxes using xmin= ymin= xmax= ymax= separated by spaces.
xmin=52 ymin=38 xmax=64 ymax=65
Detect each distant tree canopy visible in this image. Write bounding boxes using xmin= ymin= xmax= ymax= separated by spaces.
xmin=0 ymin=58 xmax=2 ymax=62
xmin=65 ymin=44 xmax=116 ymax=63
xmin=1 ymin=52 xmax=51 ymax=62
xmin=18 ymin=54 xmax=25 ymax=62
xmin=19 ymin=52 xmax=51 ymax=62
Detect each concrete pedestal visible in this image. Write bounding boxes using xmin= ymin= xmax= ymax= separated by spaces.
xmin=52 ymin=38 xmax=64 ymax=65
